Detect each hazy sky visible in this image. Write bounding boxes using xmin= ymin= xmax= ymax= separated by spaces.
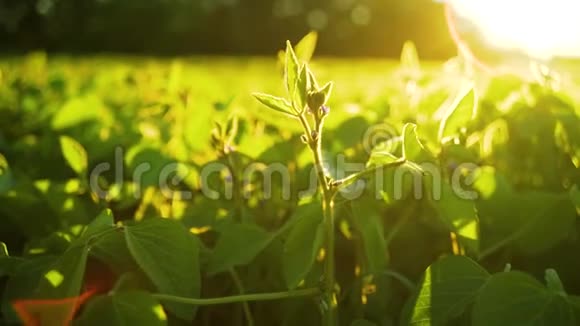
xmin=448 ymin=0 xmax=580 ymax=59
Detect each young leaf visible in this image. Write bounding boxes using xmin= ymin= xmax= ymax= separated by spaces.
xmin=283 ymin=201 xmax=324 ymax=289
xmin=252 ymin=93 xmax=295 ymax=116
xmin=404 ymin=255 xmax=489 ymax=325
xmin=438 ymin=85 xmax=478 ymax=141
xmin=207 ymin=223 xmax=274 ymax=275
xmin=402 ymin=123 xmax=423 ymax=160
xmin=318 ymin=81 xmax=333 ymax=104
xmin=75 ymin=291 xmax=167 ymax=326
xmin=295 ymin=31 xmax=318 ymax=63
xmin=59 ymin=136 xmax=88 ymax=177
xmin=285 ymin=41 xmax=300 ymax=100
xmin=307 ymin=68 xmax=319 ymax=90
xmin=293 ymin=65 xmax=310 ymax=113
xmin=125 ymin=218 xmax=200 ymax=321
xmin=472 ymin=271 xmax=575 ymax=326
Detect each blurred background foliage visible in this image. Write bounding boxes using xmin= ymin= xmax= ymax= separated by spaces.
xmin=0 ymin=0 xmax=454 ymax=58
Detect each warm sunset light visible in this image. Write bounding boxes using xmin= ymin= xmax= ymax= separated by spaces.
xmin=448 ymin=0 xmax=580 ymax=59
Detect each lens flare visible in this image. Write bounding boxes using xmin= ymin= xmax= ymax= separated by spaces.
xmin=447 ymin=0 xmax=580 ymax=59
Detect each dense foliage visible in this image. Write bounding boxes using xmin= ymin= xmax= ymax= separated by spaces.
xmin=0 ymin=36 xmax=580 ymax=325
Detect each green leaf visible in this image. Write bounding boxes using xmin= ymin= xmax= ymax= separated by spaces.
xmin=35 ymin=244 xmax=89 ymax=299
xmin=513 ymin=192 xmax=576 ymax=255
xmin=125 ymin=218 xmax=200 ymax=321
xmin=438 ymin=86 xmax=477 ymax=141
xmin=125 ymin=144 xmax=175 ymax=189
xmin=405 ymin=255 xmax=489 ymax=325
xmin=91 ymin=228 xmax=136 ymax=274
xmin=295 ymin=31 xmax=318 ymax=63
xmin=293 ymin=65 xmax=310 ymax=113
xmin=0 ymin=242 xmax=7 ymax=256
xmin=183 ymin=101 xmax=213 ymax=151
xmin=350 ymin=200 xmax=388 ymax=274
xmin=318 ymin=81 xmax=333 ymax=104
xmin=472 ymin=271 xmax=575 ymax=326
xmin=307 ymin=68 xmax=319 ymax=90
xmin=402 ymin=123 xmax=423 ymax=160
xmin=283 ymin=201 xmax=324 ymax=289
xmin=435 ymin=182 xmax=479 ymax=253
xmin=252 ymin=93 xmax=295 ymax=116
xmin=75 ymin=291 xmax=167 ymax=326
xmin=545 ymin=269 xmax=566 ymax=295
xmin=76 ymin=209 xmax=115 ymax=245
xmin=207 ymin=223 xmax=274 ymax=275
xmin=285 ymin=41 xmax=300 ymax=102
xmin=484 ymin=75 xmax=524 ymax=103
xmin=52 ymin=95 xmax=109 ymax=129
xmin=0 ymin=152 xmax=12 ymax=194
xmin=59 ymin=136 xmax=88 ymax=177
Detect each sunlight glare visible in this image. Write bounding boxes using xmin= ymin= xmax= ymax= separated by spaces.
xmin=448 ymin=0 xmax=580 ymax=59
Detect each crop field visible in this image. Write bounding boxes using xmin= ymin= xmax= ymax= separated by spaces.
xmin=1 ymin=39 xmax=580 ymax=326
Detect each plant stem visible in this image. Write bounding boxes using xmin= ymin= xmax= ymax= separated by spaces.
xmin=152 ymin=288 xmax=320 ymax=306
xmin=322 ymin=194 xmax=337 ymax=326
xmin=298 ymin=112 xmax=337 ymax=326
xmin=229 ymin=268 xmax=255 ymax=326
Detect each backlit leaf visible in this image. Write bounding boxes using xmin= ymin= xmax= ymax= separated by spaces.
xmin=438 ymin=86 xmax=477 ymax=141
xmin=472 ymin=271 xmax=575 ymax=326
xmin=404 ymin=255 xmax=489 ymax=325
xmin=295 ymin=31 xmax=318 ymax=63
xmin=253 ymin=93 xmax=295 ymax=116
xmin=125 ymin=218 xmax=200 ymax=320
xmin=285 ymin=41 xmax=300 ymax=104
xmin=59 ymin=136 xmax=88 ymax=177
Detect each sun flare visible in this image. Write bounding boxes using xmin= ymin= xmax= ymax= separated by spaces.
xmin=448 ymin=0 xmax=580 ymax=59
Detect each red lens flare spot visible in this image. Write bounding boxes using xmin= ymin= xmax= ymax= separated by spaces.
xmin=12 ymin=288 xmax=96 ymax=326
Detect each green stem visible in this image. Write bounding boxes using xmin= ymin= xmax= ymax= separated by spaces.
xmin=322 ymin=194 xmax=337 ymax=326
xmin=152 ymin=288 xmax=320 ymax=306
xmin=298 ymin=112 xmax=337 ymax=326
xmin=229 ymin=268 xmax=255 ymax=326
